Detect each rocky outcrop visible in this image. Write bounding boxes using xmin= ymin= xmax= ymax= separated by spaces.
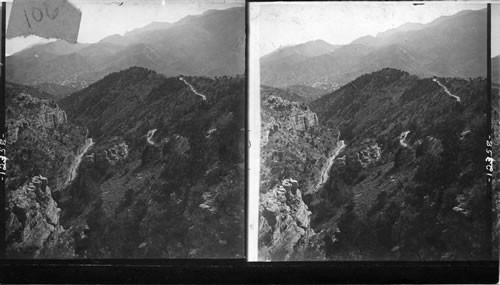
xmin=6 ymin=175 xmax=64 ymax=258
xmin=40 ymin=105 xmax=67 ymax=129
xmin=6 ymin=83 xmax=87 ymax=197
xmin=336 ymin=140 xmax=382 ymax=173
xmin=260 ymin=86 xmax=341 ymax=260
xmin=259 ymin=178 xmax=313 ymax=261
xmin=91 ymin=138 xmax=129 ymax=170
xmin=261 ymin=117 xmax=280 ymax=147
xmin=102 ymin=142 xmax=129 ymax=165
xmin=7 ymin=93 xmax=68 ymax=145
xmin=166 ymin=134 xmax=191 ymax=157
xmin=264 ymin=95 xmax=318 ymax=132
xmin=291 ymin=112 xmax=318 ymax=131
xmin=12 ymin=92 xmax=67 ymax=129
xmin=353 ymin=142 xmax=381 ymax=169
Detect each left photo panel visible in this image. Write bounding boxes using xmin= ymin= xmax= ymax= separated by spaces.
xmin=5 ymin=0 xmax=246 ymax=259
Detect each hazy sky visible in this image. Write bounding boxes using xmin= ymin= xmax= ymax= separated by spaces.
xmin=252 ymin=2 xmax=486 ymax=57
xmin=6 ymin=0 xmax=244 ymax=55
xmin=493 ymin=4 xmax=500 ymax=57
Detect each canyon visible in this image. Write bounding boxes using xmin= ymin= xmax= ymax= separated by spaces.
xmin=6 ymin=67 xmax=246 ymax=258
xmin=259 ymin=68 xmax=490 ymax=261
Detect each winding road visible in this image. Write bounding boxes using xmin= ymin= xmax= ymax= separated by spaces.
xmin=65 ymin=138 xmax=94 ymax=186
xmin=146 ymin=129 xmax=157 ymax=146
xmin=399 ymin=131 xmax=410 ymax=147
xmin=433 ymin=78 xmax=461 ymax=102
xmin=179 ymin=77 xmax=207 ymax=101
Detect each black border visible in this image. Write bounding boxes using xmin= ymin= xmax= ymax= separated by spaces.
xmin=0 ymin=260 xmax=498 ymax=283
xmin=0 ymin=1 xmax=498 ymax=284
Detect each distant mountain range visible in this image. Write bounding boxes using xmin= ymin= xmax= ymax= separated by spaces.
xmin=7 ymin=7 xmax=245 ymax=88
xmin=261 ymin=9 xmax=487 ymax=89
xmin=261 ymin=40 xmax=340 ymax=67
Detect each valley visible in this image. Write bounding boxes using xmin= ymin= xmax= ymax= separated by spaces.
xmin=65 ymin=137 xmax=94 ymax=187
xmin=6 ymin=67 xmax=246 ymax=259
xmin=316 ymin=140 xmax=346 ymax=190
xmin=256 ymin=6 xmax=490 ymax=261
xmin=5 ymin=5 xmax=246 ymax=259
xmin=259 ymin=68 xmax=490 ymax=261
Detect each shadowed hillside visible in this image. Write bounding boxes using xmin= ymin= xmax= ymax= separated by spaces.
xmin=55 ymin=67 xmax=245 ymax=258
xmin=260 ymin=68 xmax=490 ymax=261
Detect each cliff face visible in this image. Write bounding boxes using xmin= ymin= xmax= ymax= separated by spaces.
xmin=6 ymin=175 xmax=64 ymax=257
xmin=259 ymin=86 xmax=338 ymax=260
xmin=8 ymin=93 xmax=67 ymax=143
xmin=6 ymin=83 xmax=86 ymax=257
xmin=261 ymin=95 xmax=318 ymax=145
xmin=259 ymin=178 xmax=313 ymax=261
xmin=6 ymin=83 xmax=86 ymax=192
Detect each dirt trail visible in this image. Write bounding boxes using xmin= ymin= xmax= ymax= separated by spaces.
xmin=433 ymin=78 xmax=461 ymax=102
xmin=179 ymin=77 xmax=207 ymax=101
xmin=399 ymin=130 xmax=410 ymax=147
xmin=146 ymin=129 xmax=157 ymax=146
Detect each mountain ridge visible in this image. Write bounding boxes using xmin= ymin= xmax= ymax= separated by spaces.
xmin=261 ymin=8 xmax=486 ymax=89
xmin=7 ymin=7 xmax=245 ymax=87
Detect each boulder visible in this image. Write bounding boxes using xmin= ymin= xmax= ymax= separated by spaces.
xmin=259 ymin=178 xmax=313 ymax=261
xmin=6 ymin=176 xmax=63 ymax=258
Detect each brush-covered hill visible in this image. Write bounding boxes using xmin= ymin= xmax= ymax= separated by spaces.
xmin=54 ymin=66 xmax=246 ymax=258
xmin=307 ymin=68 xmax=489 ymax=260
xmin=260 ymin=67 xmax=490 ymax=261
xmin=5 ymin=82 xmax=87 ymax=258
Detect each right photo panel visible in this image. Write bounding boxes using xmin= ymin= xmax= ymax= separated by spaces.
xmin=250 ymin=2 xmax=491 ymax=261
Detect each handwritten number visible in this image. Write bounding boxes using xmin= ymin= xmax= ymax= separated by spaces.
xmin=46 ymin=7 xmax=58 ymax=20
xmin=32 ymin=7 xmax=43 ymax=22
xmin=24 ymin=5 xmax=59 ymax=28
xmin=24 ymin=9 xmax=32 ymax=28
